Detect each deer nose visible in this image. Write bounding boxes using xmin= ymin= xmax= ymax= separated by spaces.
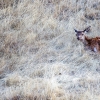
xmin=77 ymin=37 xmax=79 ymax=40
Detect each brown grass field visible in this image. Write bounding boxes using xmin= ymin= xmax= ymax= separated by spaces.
xmin=0 ymin=0 xmax=100 ymax=100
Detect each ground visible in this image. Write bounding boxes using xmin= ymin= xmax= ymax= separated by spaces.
xmin=0 ymin=0 xmax=100 ymax=100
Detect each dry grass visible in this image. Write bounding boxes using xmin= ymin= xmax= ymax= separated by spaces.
xmin=0 ymin=0 xmax=100 ymax=100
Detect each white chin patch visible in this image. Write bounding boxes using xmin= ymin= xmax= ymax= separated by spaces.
xmin=80 ymin=38 xmax=84 ymax=41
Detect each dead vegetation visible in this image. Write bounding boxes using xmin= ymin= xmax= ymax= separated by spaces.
xmin=0 ymin=0 xmax=100 ymax=100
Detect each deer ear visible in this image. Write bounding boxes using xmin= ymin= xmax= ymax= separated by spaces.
xmin=83 ymin=26 xmax=91 ymax=32
xmin=74 ymin=29 xmax=78 ymax=33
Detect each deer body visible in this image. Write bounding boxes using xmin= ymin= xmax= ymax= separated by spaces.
xmin=74 ymin=26 xmax=100 ymax=52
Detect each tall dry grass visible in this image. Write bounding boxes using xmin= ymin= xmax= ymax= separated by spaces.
xmin=0 ymin=0 xmax=100 ymax=100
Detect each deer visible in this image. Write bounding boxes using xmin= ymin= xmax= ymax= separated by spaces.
xmin=74 ymin=26 xmax=100 ymax=52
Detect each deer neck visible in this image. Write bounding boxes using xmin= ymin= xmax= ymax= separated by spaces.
xmin=83 ymin=36 xmax=90 ymax=45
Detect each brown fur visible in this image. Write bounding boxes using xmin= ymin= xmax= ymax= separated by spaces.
xmin=74 ymin=26 xmax=100 ymax=52
xmin=85 ymin=36 xmax=100 ymax=52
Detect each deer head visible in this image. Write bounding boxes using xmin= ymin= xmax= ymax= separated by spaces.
xmin=74 ymin=26 xmax=91 ymax=42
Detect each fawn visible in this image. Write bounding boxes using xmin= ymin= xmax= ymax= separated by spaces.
xmin=74 ymin=26 xmax=100 ymax=52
